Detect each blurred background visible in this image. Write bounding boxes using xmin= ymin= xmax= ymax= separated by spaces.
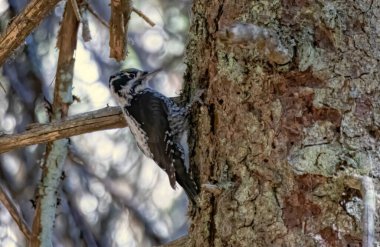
xmin=0 ymin=0 xmax=192 ymax=246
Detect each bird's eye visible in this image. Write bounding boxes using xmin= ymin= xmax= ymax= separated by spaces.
xmin=128 ymin=73 xmax=136 ymax=79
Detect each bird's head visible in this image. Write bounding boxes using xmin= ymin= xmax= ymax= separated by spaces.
xmin=109 ymin=68 xmax=147 ymax=96
xmin=109 ymin=68 xmax=159 ymax=105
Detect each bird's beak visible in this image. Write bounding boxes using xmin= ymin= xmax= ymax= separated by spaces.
xmin=141 ymin=69 xmax=162 ymax=79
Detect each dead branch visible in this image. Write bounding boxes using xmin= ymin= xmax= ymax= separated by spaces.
xmin=80 ymin=4 xmax=92 ymax=42
xmin=0 ymin=183 xmax=32 ymax=240
xmin=109 ymin=0 xmax=132 ymax=60
xmin=31 ymin=1 xmax=82 ymax=246
xmin=62 ymin=186 xmax=99 ymax=247
xmin=132 ymin=7 xmax=155 ymax=27
xmin=0 ymin=107 xmax=125 ymax=154
xmin=70 ymin=0 xmax=82 ymax=22
xmin=87 ymin=4 xmax=154 ymax=29
xmin=86 ymin=3 xmax=109 ymax=28
xmin=68 ymin=149 xmax=163 ymax=245
xmin=0 ymin=0 xmax=62 ymax=66
xmin=109 ymin=0 xmax=126 ymax=60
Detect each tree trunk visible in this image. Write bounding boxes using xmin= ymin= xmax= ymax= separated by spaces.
xmin=186 ymin=1 xmax=379 ymax=246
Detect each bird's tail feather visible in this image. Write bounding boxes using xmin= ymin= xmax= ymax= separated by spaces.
xmin=176 ymin=171 xmax=199 ymax=205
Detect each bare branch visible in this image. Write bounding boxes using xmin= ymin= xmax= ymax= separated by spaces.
xmin=70 ymin=0 xmax=92 ymax=42
xmin=0 ymin=107 xmax=126 ymax=154
xmin=62 ymin=187 xmax=99 ymax=247
xmin=132 ymin=7 xmax=155 ymax=27
xmin=0 ymin=82 xmax=6 ymax=93
xmin=0 ymin=0 xmax=62 ymax=66
xmin=70 ymin=0 xmax=82 ymax=22
xmin=31 ymin=1 xmax=82 ymax=246
xmin=87 ymin=4 xmax=155 ymax=29
xmin=68 ymin=149 xmax=163 ymax=245
xmin=0 ymin=183 xmax=32 ymax=240
xmin=86 ymin=3 xmax=109 ymax=28
xmin=109 ymin=0 xmax=132 ymax=60
xmin=80 ymin=4 xmax=92 ymax=42
xmin=109 ymin=0 xmax=126 ymax=60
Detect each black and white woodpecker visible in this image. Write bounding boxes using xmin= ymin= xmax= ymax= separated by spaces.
xmin=109 ymin=68 xmax=200 ymax=204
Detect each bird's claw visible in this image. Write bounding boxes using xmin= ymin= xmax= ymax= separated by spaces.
xmin=191 ymin=89 xmax=204 ymax=105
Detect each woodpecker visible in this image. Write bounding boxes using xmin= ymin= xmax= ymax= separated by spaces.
xmin=109 ymin=68 xmax=200 ymax=204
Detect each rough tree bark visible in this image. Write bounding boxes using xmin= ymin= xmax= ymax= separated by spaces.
xmin=186 ymin=1 xmax=379 ymax=246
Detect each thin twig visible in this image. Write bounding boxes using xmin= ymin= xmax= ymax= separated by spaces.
xmin=70 ymin=0 xmax=82 ymax=22
xmin=86 ymin=3 xmax=109 ymax=28
xmin=0 ymin=183 xmax=32 ymax=240
xmin=62 ymin=187 xmax=99 ymax=247
xmin=68 ymin=148 xmax=163 ymax=245
xmin=132 ymin=7 xmax=155 ymax=27
xmin=0 ymin=82 xmax=6 ymax=93
xmin=86 ymin=4 xmax=155 ymax=29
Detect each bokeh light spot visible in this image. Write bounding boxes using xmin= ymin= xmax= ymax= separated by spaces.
xmin=142 ymin=30 xmax=164 ymax=53
xmin=79 ymin=193 xmax=99 ymax=215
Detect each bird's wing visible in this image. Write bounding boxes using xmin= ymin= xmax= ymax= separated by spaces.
xmin=125 ymin=91 xmax=178 ymax=188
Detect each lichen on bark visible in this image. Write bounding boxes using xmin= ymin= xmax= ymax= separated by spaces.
xmin=185 ymin=0 xmax=380 ymax=246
